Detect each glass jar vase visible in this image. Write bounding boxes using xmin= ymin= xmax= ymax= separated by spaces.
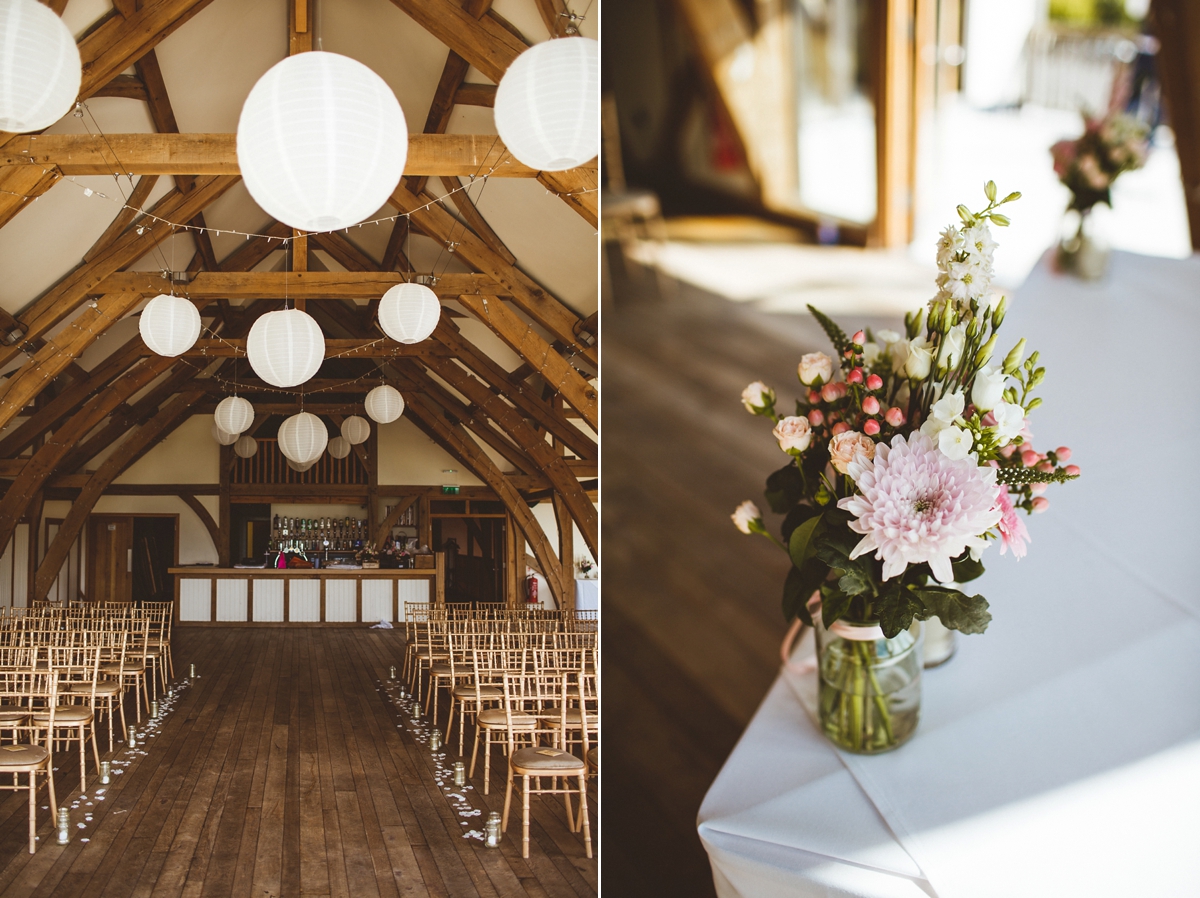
xmin=1056 ymin=206 xmax=1109 ymax=280
xmin=817 ymin=620 xmax=922 ymax=754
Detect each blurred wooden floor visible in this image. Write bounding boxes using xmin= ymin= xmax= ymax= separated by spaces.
xmin=601 ymin=255 xmax=903 ymax=897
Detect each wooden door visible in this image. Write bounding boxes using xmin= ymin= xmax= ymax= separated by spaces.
xmin=87 ymin=516 xmax=133 ymax=603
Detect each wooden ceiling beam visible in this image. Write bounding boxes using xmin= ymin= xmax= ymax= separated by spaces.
xmin=0 ymin=134 xmax=589 ymax=177
xmin=91 ymin=74 xmax=148 ymax=101
xmin=135 ymin=49 xmax=195 ymax=194
xmin=386 ymin=0 xmax=525 ymax=83
xmin=91 ymin=270 xmax=508 ymax=299
xmin=537 ymin=168 xmax=598 ymax=228
xmin=453 ymin=83 xmax=496 ymax=107
xmin=437 ymin=177 xmax=516 ymax=265
xmin=534 ymin=0 xmax=574 ymax=38
xmin=83 ymin=174 xmax=160 ymax=263
xmin=159 ymin=338 xmax=446 ymax=359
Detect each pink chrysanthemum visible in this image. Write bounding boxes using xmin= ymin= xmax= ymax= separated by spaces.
xmin=995 ymin=485 xmax=1030 ymax=559
xmin=839 ymin=432 xmax=1003 ymax=583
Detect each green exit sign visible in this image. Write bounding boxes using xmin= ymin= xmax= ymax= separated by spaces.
xmin=441 ymin=485 xmax=460 ymax=495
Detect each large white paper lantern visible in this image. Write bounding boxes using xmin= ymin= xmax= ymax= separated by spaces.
xmin=139 ymin=294 xmax=202 ymax=357
xmin=211 ymin=424 xmax=238 ymax=446
xmin=378 ymin=283 xmax=440 ymax=344
xmin=234 ymin=434 xmax=258 ymax=458
xmin=365 ymin=385 xmax=404 ymax=424
xmin=0 ymin=0 xmax=81 ymax=133
xmin=341 ymin=415 xmax=370 ymax=445
xmin=327 ymin=436 xmax=351 ymax=459
xmin=277 ymin=411 xmax=328 ymax=464
xmin=287 ymin=458 xmax=314 ymax=472
xmin=494 ymin=37 xmax=599 ymax=172
xmin=236 ymin=51 xmax=408 ymax=231
xmin=214 ymin=396 xmax=254 ymax=436
xmin=246 ymin=308 xmax=325 ymax=388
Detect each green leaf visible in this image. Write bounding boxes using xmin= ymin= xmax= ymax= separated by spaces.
xmin=780 ymin=504 xmax=819 ymax=543
xmin=788 ymin=513 xmax=825 ymax=571
xmin=806 ymin=305 xmax=849 ymax=354
xmin=820 ymin=587 xmax=852 ymax=628
xmin=951 ymin=552 xmax=986 ymax=583
xmin=783 ymin=560 xmax=826 ymax=626
xmin=837 ymin=566 xmax=872 ymax=597
xmin=913 ymin=586 xmax=992 ymax=634
xmin=764 ymin=463 xmax=804 ymax=514
xmin=878 ymin=591 xmax=924 ymax=639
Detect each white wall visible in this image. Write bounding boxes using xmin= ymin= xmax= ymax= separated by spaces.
xmin=378 ymin=417 xmax=498 ymax=485
xmin=528 ymin=500 xmax=597 ymax=576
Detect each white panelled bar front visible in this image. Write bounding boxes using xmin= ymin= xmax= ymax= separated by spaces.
xmin=169 ymin=566 xmax=443 ymax=625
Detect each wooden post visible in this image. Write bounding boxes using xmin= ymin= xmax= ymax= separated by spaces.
xmin=367 ymin=426 xmax=379 ymax=542
xmin=1153 ymin=0 xmax=1200 ymax=249
xmin=435 ymin=551 xmax=446 ymax=605
xmin=218 ymin=443 xmax=232 ymax=566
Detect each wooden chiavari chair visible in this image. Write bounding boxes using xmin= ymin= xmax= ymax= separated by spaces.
xmin=34 ymin=644 xmax=101 ymax=792
xmin=75 ymin=627 xmax=127 ymax=751
xmin=500 ymin=669 xmax=592 ymax=860
xmin=0 ymin=666 xmax=58 ymax=854
xmin=468 ymin=647 xmax=534 ymax=794
xmin=107 ymin=610 xmax=151 ymax=721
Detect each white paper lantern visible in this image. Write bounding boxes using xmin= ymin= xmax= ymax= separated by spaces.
xmin=139 ymin=294 xmax=202 ymax=357
xmin=234 ymin=434 xmax=259 ymax=458
xmin=378 ymin=283 xmax=440 ymax=344
xmin=327 ymin=436 xmax=351 ymax=459
xmin=0 ymin=0 xmax=82 ymax=133
xmin=246 ymin=308 xmax=325 ymax=388
xmin=211 ymin=424 xmax=238 ymax=446
xmin=214 ymin=396 xmax=254 ymax=436
xmin=277 ymin=411 xmax=328 ymax=464
xmin=341 ymin=415 xmax=370 ymax=445
xmin=236 ymin=51 xmax=408 ymax=231
xmin=365 ymin=385 xmax=405 ymax=424
xmin=494 ymin=37 xmax=599 ymax=172
xmin=287 ymin=458 xmax=315 ymax=472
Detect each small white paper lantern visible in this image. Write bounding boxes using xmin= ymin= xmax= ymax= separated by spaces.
xmin=287 ymin=458 xmax=315 ymax=472
xmin=494 ymin=37 xmax=599 ymax=172
xmin=211 ymin=424 xmax=238 ymax=446
xmin=328 ymin=436 xmax=351 ymax=459
xmin=236 ymin=51 xmax=408 ymax=231
xmin=139 ymin=294 xmax=202 ymax=357
xmin=246 ymin=308 xmax=325 ymax=388
xmin=214 ymin=396 xmax=254 ymax=436
xmin=378 ymin=283 xmax=440 ymax=344
xmin=341 ymin=415 xmax=370 ymax=445
xmin=0 ymin=0 xmax=82 ymax=133
xmin=234 ymin=434 xmax=258 ymax=458
xmin=365 ymin=385 xmax=405 ymax=424
xmin=277 ymin=411 xmax=328 ymax=464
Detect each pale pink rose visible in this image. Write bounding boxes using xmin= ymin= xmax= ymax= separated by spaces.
xmin=772 ymin=416 xmax=813 ymax=454
xmin=798 ymin=352 xmax=834 ymax=386
xmin=829 ymin=430 xmax=876 ymax=475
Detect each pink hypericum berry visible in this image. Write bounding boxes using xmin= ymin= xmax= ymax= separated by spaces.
xmin=808 ymin=409 xmax=824 ymax=426
xmin=866 ymin=373 xmax=883 ymax=391
xmin=1032 ymin=497 xmax=1049 ymax=513
xmin=884 ymin=407 xmax=905 ymax=427
xmin=1056 ymin=446 xmax=1072 ymax=460
xmin=808 ymin=389 xmax=821 ymax=404
xmin=1065 ymin=464 xmax=1080 ymax=476
xmin=847 ymin=367 xmax=864 ymax=384
xmin=863 ymin=419 xmax=880 ymax=435
xmin=852 ymin=330 xmax=865 ymax=345
xmin=862 ymin=396 xmax=880 ymax=415
xmin=821 ymin=382 xmax=847 ymax=402
xmin=1037 ymin=461 xmax=1054 ymax=473
xmin=844 ymin=349 xmax=854 ymax=359
xmin=1021 ymin=450 xmax=1040 ymax=467
xmin=1031 ymin=483 xmax=1048 ymax=495
xmin=998 ymin=444 xmax=1016 ymax=458
xmin=831 ymin=422 xmax=850 ymax=435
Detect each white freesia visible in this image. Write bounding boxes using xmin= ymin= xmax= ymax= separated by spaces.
xmin=862 ymin=342 xmax=880 ymax=366
xmin=920 ymin=416 xmax=950 ymax=440
xmin=990 ymin=401 xmax=1025 ymax=446
xmin=962 ymin=222 xmax=997 ymax=263
xmin=797 ymin=352 xmax=833 ymax=386
xmin=930 ymin=389 xmax=965 ymax=423
xmin=741 ymin=381 xmax=774 ymax=413
xmin=971 ymin=366 xmax=1006 ymax=412
xmin=905 ymin=338 xmax=934 ymax=379
xmin=938 ymin=426 xmax=974 ymax=460
xmin=937 ymin=323 xmax=967 ymax=369
xmin=936 ymin=225 xmax=963 ymax=267
xmin=731 ymin=500 xmax=762 ymax=534
xmin=876 ymin=329 xmax=901 ymax=345
xmin=945 ymin=259 xmax=991 ymax=303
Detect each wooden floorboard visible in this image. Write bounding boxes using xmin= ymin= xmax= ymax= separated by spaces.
xmin=0 ymin=627 xmax=596 ymax=897
xmin=602 ymin=264 xmax=906 ymax=896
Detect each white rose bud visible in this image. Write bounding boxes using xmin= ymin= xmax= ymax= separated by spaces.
xmin=938 ymin=425 xmax=974 ymax=460
xmin=905 ymin=338 xmax=934 ymax=379
xmin=937 ymin=323 xmax=967 ymax=369
xmin=741 ymin=381 xmax=775 ymax=414
xmin=731 ymin=500 xmax=762 ymax=535
xmin=772 ymin=416 xmax=812 ymax=455
xmin=828 ymin=430 xmax=876 ymax=475
xmin=970 ymin=365 xmax=1006 ymax=412
xmin=797 ymin=352 xmax=833 ymax=386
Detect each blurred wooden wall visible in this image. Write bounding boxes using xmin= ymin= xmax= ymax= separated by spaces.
xmin=1152 ymin=0 xmax=1200 ymax=250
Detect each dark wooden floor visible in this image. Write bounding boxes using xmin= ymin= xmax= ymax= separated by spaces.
xmin=602 ymin=255 xmax=904 ymax=897
xmin=0 ymin=627 xmax=597 ymax=898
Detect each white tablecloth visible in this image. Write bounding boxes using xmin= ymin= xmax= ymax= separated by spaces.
xmin=699 ymin=250 xmax=1200 ymax=897
xmin=575 ymin=578 xmax=599 ymax=610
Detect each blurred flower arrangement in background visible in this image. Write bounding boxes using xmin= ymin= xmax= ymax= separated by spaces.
xmin=1051 ymin=110 xmax=1150 ymax=213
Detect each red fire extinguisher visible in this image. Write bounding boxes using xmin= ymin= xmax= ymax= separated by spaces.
xmin=525 ymin=573 xmax=538 ymax=604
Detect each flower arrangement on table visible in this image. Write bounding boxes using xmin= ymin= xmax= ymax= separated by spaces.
xmin=356 ymin=543 xmax=381 ymax=569
xmin=1050 ymin=110 xmax=1149 ymax=276
xmin=733 ymin=183 xmax=1080 ymax=753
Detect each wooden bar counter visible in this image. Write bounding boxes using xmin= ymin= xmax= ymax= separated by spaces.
xmin=169 ymin=556 xmax=445 ymax=626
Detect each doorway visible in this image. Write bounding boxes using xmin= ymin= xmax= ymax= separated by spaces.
xmin=432 ymin=515 xmax=507 ymax=605
xmin=86 ymin=514 xmax=178 ymax=604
